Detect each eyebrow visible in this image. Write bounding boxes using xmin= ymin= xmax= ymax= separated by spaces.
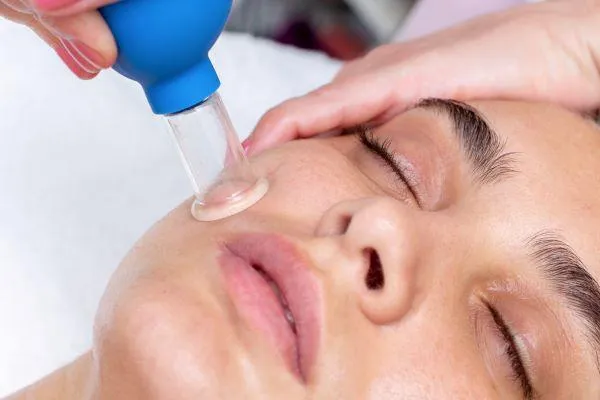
xmin=528 ymin=231 xmax=600 ymax=370
xmin=413 ymin=98 xmax=519 ymax=185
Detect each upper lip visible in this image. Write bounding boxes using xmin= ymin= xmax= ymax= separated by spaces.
xmin=223 ymin=233 xmax=322 ymax=383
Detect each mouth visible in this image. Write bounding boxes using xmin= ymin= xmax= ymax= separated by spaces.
xmin=254 ymin=265 xmax=298 ymax=335
xmin=219 ymin=234 xmax=321 ymax=383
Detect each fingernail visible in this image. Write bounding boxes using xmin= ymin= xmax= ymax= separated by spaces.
xmin=69 ymin=39 xmax=106 ymax=69
xmin=33 ymin=0 xmax=78 ymax=12
xmin=55 ymin=43 xmax=79 ymax=74
xmin=55 ymin=41 xmax=98 ymax=79
xmin=60 ymin=38 xmax=101 ymax=74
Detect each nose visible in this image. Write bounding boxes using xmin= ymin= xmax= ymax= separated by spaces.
xmin=316 ymin=197 xmax=425 ymax=325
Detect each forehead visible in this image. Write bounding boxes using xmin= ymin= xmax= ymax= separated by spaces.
xmin=473 ymin=101 xmax=600 ymax=179
xmin=425 ymin=100 xmax=600 ymax=280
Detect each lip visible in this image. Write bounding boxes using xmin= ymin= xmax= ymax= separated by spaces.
xmin=219 ymin=233 xmax=321 ymax=383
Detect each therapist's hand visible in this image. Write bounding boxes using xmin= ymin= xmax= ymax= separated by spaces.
xmin=0 ymin=0 xmax=117 ymax=79
xmin=246 ymin=0 xmax=600 ymax=154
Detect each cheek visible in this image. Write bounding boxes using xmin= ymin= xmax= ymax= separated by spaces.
xmin=250 ymin=141 xmax=373 ymax=226
xmin=353 ymin=322 xmax=498 ymax=400
xmin=92 ymin=269 xmax=243 ymax=398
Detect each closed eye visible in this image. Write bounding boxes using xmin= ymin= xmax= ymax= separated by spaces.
xmin=355 ymin=126 xmax=421 ymax=207
xmin=485 ymin=302 xmax=536 ymax=399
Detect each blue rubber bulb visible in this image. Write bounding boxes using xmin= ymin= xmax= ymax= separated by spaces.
xmin=100 ymin=0 xmax=233 ymax=115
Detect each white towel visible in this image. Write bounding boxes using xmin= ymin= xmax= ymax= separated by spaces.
xmin=0 ymin=22 xmax=340 ymax=395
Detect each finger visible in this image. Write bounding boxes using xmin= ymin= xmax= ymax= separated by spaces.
xmin=28 ymin=18 xmax=100 ymax=79
xmin=247 ymin=67 xmax=417 ymax=155
xmin=37 ymin=9 xmax=117 ymax=69
xmin=333 ymin=39 xmax=434 ymax=84
xmin=29 ymin=0 xmax=119 ymax=16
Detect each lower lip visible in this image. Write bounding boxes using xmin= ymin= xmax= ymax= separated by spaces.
xmin=219 ymin=249 xmax=301 ymax=378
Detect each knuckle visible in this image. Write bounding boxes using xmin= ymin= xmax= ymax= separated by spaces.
xmin=259 ymin=104 xmax=291 ymax=128
xmin=261 ymin=96 xmax=307 ymax=125
xmin=307 ymin=85 xmax=335 ymax=101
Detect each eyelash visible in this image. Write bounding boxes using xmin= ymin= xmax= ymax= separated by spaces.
xmin=485 ymin=302 xmax=535 ymax=399
xmin=356 ymin=127 xmax=420 ymax=205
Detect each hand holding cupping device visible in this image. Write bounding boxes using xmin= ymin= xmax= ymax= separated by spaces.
xmin=246 ymin=0 xmax=600 ymax=155
xmin=0 ymin=0 xmax=118 ymax=78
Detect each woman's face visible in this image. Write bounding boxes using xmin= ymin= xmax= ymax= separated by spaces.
xmin=92 ymin=100 xmax=600 ymax=399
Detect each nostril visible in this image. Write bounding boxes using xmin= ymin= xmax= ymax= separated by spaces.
xmin=364 ymin=248 xmax=384 ymax=290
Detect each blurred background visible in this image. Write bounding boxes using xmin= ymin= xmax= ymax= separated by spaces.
xmin=226 ymin=0 xmax=529 ymax=59
xmin=227 ymin=0 xmax=415 ymax=60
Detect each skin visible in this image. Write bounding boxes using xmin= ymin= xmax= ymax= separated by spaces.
xmin=9 ymin=100 xmax=600 ymax=399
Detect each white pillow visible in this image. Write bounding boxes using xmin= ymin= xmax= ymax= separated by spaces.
xmin=0 ymin=21 xmax=340 ymax=396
